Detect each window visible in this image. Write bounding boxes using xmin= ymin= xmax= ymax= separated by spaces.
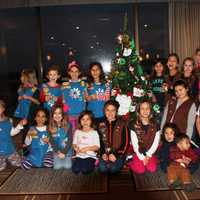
xmin=40 ymin=4 xmax=134 ymax=76
xmin=138 ymin=3 xmax=169 ymax=74
xmin=0 ymin=3 xmax=170 ymax=113
xmin=0 ymin=8 xmax=38 ymax=112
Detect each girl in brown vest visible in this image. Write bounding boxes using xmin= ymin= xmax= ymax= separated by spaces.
xmin=97 ymin=100 xmax=129 ymax=174
xmin=161 ymin=79 xmax=196 ymax=139
xmin=128 ymin=100 xmax=160 ymax=174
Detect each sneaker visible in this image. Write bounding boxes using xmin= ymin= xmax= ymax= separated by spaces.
xmin=183 ymin=183 xmax=196 ymax=192
xmin=169 ymin=179 xmax=181 ymax=189
xmin=0 ymin=162 xmax=6 ymax=171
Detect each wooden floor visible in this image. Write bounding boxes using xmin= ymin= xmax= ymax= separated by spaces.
xmin=0 ymin=167 xmax=199 ymax=200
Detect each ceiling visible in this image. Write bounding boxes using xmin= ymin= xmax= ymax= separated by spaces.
xmin=0 ymin=0 xmax=199 ymax=9
xmin=0 ymin=0 xmax=171 ymax=9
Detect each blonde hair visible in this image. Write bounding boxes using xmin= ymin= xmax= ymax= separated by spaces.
xmin=21 ymin=69 xmax=38 ymax=85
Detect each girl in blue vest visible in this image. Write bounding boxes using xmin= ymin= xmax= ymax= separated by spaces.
xmin=87 ymin=62 xmax=111 ymax=121
xmin=21 ymin=108 xmax=53 ymax=170
xmin=49 ymin=104 xmax=72 ymax=169
xmin=40 ymin=65 xmax=62 ymax=112
xmin=61 ymin=61 xmax=87 ymax=135
xmin=14 ymin=69 xmax=40 ymax=122
xmin=0 ymin=100 xmax=27 ymax=171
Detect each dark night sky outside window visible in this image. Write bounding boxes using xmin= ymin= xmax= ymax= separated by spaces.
xmin=40 ymin=4 xmax=134 ymax=76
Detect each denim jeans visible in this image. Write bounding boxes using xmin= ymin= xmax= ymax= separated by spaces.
xmin=53 ymin=151 xmax=72 ymax=170
xmin=98 ymin=157 xmax=124 ymax=174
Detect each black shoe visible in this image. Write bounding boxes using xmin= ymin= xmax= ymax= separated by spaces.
xmin=169 ymin=180 xmax=181 ymax=189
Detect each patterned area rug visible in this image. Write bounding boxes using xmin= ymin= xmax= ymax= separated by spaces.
xmin=0 ymin=168 xmax=108 ymax=194
xmin=133 ymin=167 xmax=200 ymax=191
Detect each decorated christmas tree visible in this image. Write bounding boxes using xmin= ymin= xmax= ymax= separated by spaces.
xmin=110 ymin=14 xmax=160 ymax=119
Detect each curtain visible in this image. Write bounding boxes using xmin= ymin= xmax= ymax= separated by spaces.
xmin=169 ymin=0 xmax=200 ymax=63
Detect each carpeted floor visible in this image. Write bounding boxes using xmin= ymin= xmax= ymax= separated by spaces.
xmin=0 ymin=168 xmax=108 ymax=195
xmin=0 ymin=167 xmax=196 ymax=200
xmin=133 ymin=167 xmax=200 ymax=191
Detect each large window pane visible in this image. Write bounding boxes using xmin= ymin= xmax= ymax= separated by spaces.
xmin=40 ymin=4 xmax=134 ymax=76
xmin=0 ymin=8 xmax=38 ymax=113
xmin=138 ymin=3 xmax=169 ymax=74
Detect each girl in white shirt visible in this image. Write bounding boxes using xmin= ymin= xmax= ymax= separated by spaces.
xmin=128 ymin=100 xmax=160 ymax=174
xmin=72 ymin=111 xmax=100 ymax=174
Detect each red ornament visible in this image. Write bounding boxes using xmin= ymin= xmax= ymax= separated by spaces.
xmin=127 ymin=92 xmax=133 ymax=97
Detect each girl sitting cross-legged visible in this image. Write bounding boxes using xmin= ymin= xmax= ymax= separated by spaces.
xmin=21 ymin=108 xmax=53 ymax=170
xmin=49 ymin=104 xmax=73 ymax=170
xmin=72 ymin=111 xmax=100 ymax=174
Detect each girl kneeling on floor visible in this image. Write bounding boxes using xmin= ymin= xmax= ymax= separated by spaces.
xmin=128 ymin=99 xmax=160 ymax=174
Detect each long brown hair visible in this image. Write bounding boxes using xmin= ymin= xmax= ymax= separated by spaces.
xmin=135 ymin=99 xmax=155 ymax=126
xmin=48 ymin=104 xmax=69 ymax=135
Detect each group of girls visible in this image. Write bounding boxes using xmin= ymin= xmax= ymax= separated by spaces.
xmin=0 ymin=49 xmax=199 ymax=192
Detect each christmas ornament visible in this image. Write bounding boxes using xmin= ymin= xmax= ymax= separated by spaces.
xmin=117 ymin=34 xmax=123 ymax=44
xmin=130 ymin=105 xmax=136 ymax=112
xmin=122 ymin=34 xmax=130 ymax=48
xmin=116 ymin=94 xmax=132 ymax=115
xmin=133 ymin=87 xmax=144 ymax=97
xmin=153 ymin=104 xmax=160 ymax=113
xmin=118 ymin=58 xmax=126 ymax=66
xmin=123 ymin=48 xmax=132 ymax=57
xmin=129 ymin=65 xmax=134 ymax=72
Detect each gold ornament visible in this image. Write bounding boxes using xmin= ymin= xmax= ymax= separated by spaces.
xmin=122 ymin=34 xmax=130 ymax=48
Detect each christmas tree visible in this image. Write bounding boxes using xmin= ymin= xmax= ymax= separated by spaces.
xmin=110 ymin=14 xmax=160 ymax=119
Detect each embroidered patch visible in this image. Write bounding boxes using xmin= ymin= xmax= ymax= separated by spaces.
xmin=62 ymin=82 xmax=70 ymax=89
